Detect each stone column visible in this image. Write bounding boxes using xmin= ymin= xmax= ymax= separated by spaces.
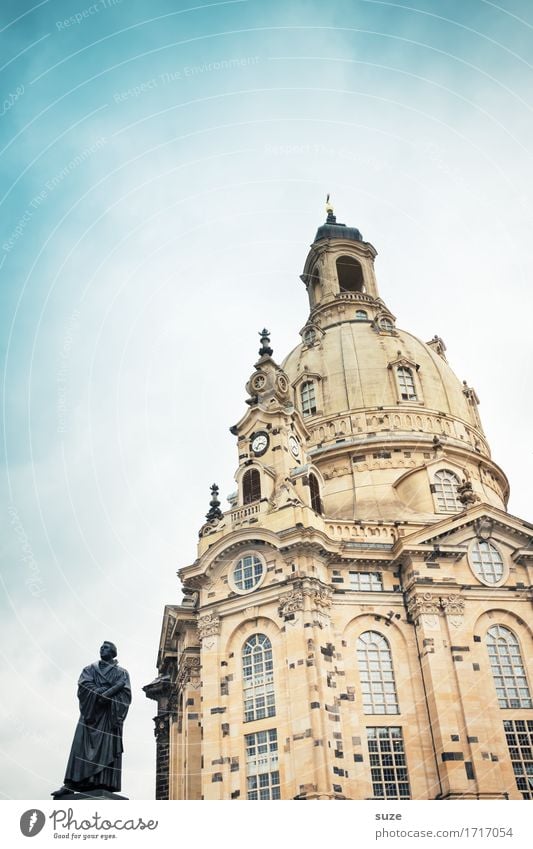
xmin=407 ymin=589 xmax=508 ymax=799
xmin=174 ymin=653 xmax=202 ymax=799
xmin=197 ymin=612 xmax=227 ymax=800
xmin=407 ymin=589 xmax=469 ymax=799
xmin=279 ymin=576 xmax=336 ymax=799
xmin=440 ymin=595 xmax=515 ymax=799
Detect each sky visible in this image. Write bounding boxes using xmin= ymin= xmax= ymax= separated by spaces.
xmin=1 ymin=0 xmax=533 ymax=801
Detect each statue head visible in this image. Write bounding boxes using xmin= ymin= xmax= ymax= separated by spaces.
xmin=100 ymin=641 xmax=118 ymax=661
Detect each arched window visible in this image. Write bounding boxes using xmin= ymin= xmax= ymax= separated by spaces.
xmin=432 ymin=469 xmax=461 ymax=512
xmin=357 ymin=631 xmax=399 ymax=714
xmin=300 ymin=381 xmax=317 ymax=416
xmin=470 ymin=539 xmax=505 ymax=584
xmin=486 ymin=626 xmax=532 ymax=709
xmin=310 ymin=266 xmax=321 ymax=306
xmin=336 ymin=256 xmax=364 ymax=293
xmin=243 ymin=468 xmax=261 ymax=504
xmin=242 ymin=634 xmax=276 ymax=722
xmin=309 ymin=473 xmax=322 ymax=514
xmin=396 ymin=366 xmax=417 ymax=401
xmin=355 ymin=309 xmax=368 ymax=321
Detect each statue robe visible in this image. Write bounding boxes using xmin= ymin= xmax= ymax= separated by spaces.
xmin=64 ymin=660 xmax=131 ymax=792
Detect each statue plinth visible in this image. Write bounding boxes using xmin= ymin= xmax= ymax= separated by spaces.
xmin=51 ymin=788 xmax=128 ymax=800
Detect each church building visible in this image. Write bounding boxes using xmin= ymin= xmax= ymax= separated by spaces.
xmin=144 ymin=205 xmax=533 ymax=800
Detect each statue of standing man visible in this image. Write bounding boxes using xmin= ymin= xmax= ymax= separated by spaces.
xmin=53 ymin=641 xmax=131 ymax=798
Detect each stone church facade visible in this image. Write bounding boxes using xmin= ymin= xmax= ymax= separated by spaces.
xmin=144 ymin=207 xmax=533 ymax=800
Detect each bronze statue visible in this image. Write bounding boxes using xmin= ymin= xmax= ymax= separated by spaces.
xmin=52 ymin=641 xmax=131 ymax=798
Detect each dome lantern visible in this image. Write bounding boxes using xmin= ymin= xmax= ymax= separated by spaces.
xmin=301 ymin=204 xmax=380 ymax=315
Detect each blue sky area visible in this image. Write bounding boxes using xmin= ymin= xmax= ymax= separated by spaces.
xmin=1 ymin=0 xmax=533 ymax=799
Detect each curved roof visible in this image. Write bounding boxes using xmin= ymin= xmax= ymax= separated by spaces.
xmin=314 ymin=222 xmax=363 ymax=243
xmin=282 ymin=321 xmax=475 ymax=425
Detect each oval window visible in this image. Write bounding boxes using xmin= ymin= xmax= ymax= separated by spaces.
xmin=469 ymin=539 xmax=505 ymax=585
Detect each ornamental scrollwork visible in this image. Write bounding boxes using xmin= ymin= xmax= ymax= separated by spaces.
xmin=153 ymin=714 xmax=170 ymax=742
xmin=305 ymin=584 xmax=332 ymax=610
xmin=177 ymin=655 xmax=201 ymax=689
xmin=407 ymin=592 xmax=440 ymax=622
xmin=474 ymin=516 xmax=494 ymax=541
xmin=278 ymin=589 xmax=305 ymax=618
xmin=278 ymin=579 xmax=332 ymax=620
xmin=440 ymin=594 xmax=465 ymax=616
xmin=197 ymin=613 xmax=220 ymax=641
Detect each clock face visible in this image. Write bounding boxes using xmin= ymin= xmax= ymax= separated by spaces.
xmin=251 ymin=432 xmax=269 ymax=455
xmin=288 ymin=435 xmax=300 ymax=459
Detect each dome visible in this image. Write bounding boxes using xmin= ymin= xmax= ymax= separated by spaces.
xmin=314 ymin=207 xmax=363 ymax=243
xmin=283 ymin=323 xmax=475 ymax=427
xmin=282 ymin=318 xmax=507 ymax=521
xmin=286 ymin=210 xmax=506 ymax=520
xmin=314 ymin=221 xmax=363 ymax=243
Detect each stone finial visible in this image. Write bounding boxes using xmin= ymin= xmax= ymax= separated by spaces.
xmin=462 ymin=380 xmax=480 ymax=405
xmin=325 ymin=193 xmax=336 ymax=223
xmin=427 ymin=335 xmax=447 ymax=360
xmin=258 ymin=328 xmax=273 ymax=358
xmin=205 ymin=483 xmax=223 ymax=522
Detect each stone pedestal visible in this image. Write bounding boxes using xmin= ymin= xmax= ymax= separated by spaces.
xmin=51 ymin=789 xmax=128 ymax=800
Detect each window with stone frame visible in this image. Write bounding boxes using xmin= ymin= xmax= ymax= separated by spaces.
xmin=503 ymin=719 xmax=533 ymax=799
xmin=243 ymin=468 xmax=261 ymax=504
xmin=349 ymin=571 xmax=383 ymax=591
xmin=487 ymin=625 xmax=532 ymax=709
xmin=432 ymin=469 xmax=461 ymax=512
xmin=242 ymin=633 xmax=276 ymax=723
xmin=245 ymin=729 xmax=280 ymax=800
xmin=309 ymin=473 xmax=322 ymax=514
xmin=357 ymin=631 xmax=399 ymax=714
xmin=233 ymin=553 xmax=264 ymax=592
xmin=469 ymin=539 xmax=505 ymax=584
xmin=396 ymin=366 xmax=417 ymax=401
xmin=300 ymin=380 xmax=317 ymax=416
xmin=367 ymin=727 xmax=410 ymax=799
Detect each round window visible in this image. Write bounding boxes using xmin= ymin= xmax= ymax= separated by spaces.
xmin=251 ymin=373 xmax=266 ymax=391
xmin=232 ymin=553 xmax=264 ymax=592
xmin=469 ymin=539 xmax=505 ymax=585
xmin=379 ymin=316 xmax=394 ymax=331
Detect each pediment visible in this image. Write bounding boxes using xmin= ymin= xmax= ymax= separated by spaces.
xmin=395 ymin=504 xmax=533 ymax=560
xmin=291 ymin=370 xmax=322 ymax=388
xmin=387 ymin=354 xmax=419 ymax=371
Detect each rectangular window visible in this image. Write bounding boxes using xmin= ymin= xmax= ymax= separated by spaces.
xmin=503 ymin=719 xmax=533 ymax=799
xmin=245 ymin=729 xmax=281 ymax=800
xmin=396 ymin=367 xmax=417 ymax=401
xmin=349 ymin=572 xmax=383 ymax=592
xmin=300 ymin=381 xmax=317 ymax=416
xmin=366 ymin=727 xmax=411 ymax=799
